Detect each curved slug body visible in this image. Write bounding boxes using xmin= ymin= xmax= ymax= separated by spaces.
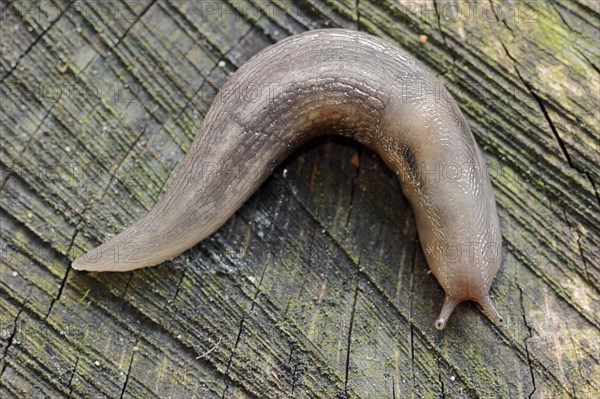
xmin=72 ymin=29 xmax=503 ymax=330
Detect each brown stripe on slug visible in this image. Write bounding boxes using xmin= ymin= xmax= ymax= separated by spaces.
xmin=72 ymin=29 xmax=504 ymax=330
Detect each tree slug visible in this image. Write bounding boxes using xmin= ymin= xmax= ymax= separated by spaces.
xmin=72 ymin=29 xmax=504 ymax=330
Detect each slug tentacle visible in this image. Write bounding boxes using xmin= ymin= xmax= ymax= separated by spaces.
xmin=435 ymin=296 xmax=458 ymax=330
xmin=478 ymin=295 xmax=504 ymax=326
xmin=72 ymin=29 xmax=504 ymax=330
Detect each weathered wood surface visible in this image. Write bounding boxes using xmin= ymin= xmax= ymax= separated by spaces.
xmin=1 ymin=0 xmax=598 ymax=398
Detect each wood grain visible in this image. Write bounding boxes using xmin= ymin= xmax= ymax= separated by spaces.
xmin=1 ymin=0 xmax=598 ymax=398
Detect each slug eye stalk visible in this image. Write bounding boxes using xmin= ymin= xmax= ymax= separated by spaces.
xmin=435 ymin=295 xmax=503 ymax=330
xmin=478 ymin=295 xmax=504 ymax=326
xmin=435 ymin=296 xmax=458 ymax=330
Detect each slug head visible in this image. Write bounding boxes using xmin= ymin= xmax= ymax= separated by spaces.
xmin=419 ymin=203 xmax=504 ymax=330
xmin=408 ymin=166 xmax=504 ymax=331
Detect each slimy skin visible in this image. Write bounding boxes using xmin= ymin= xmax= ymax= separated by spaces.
xmin=72 ymin=29 xmax=504 ymax=330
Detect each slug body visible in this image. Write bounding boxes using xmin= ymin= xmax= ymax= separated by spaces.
xmin=73 ymin=29 xmax=503 ymax=330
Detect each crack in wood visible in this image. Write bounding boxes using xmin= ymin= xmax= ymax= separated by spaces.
xmin=561 ymin=208 xmax=592 ymax=283
xmin=171 ymin=266 xmax=186 ymax=303
xmin=503 ymin=232 xmax=599 ymax=328
xmin=432 ymin=0 xmax=456 ymax=75
xmin=119 ymin=323 xmax=143 ymax=399
xmin=221 ymin=251 xmax=271 ymax=398
xmin=343 ymin=257 xmax=360 ymax=398
xmin=121 ymin=273 xmax=135 ymax=309
xmin=0 ymin=291 xmax=30 ymax=381
xmin=282 ymin=222 xmax=317 ymax=318
xmin=408 ymin=235 xmax=418 ymax=393
xmin=551 ymin=3 xmax=600 ymax=76
xmin=436 ymin=357 xmax=445 ymax=399
xmin=114 ymin=0 xmax=159 ymax=47
xmin=586 ymin=172 xmax=600 ymax=207
xmin=220 ymin=314 xmax=246 ymax=399
xmin=44 ymin=227 xmax=76 ymax=321
xmin=516 ymin=282 xmax=537 ymax=399
xmin=492 ymin=8 xmax=600 ymax=210
xmin=0 ymin=1 xmax=75 ymax=83
xmin=65 ymin=355 xmax=80 ymax=399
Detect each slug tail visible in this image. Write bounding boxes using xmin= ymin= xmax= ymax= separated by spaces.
xmin=71 ymin=172 xmax=242 ymax=272
xmin=434 ymin=295 xmax=458 ymax=330
xmin=477 ymin=295 xmax=504 ymax=326
xmin=70 ymin=211 xmax=194 ymax=273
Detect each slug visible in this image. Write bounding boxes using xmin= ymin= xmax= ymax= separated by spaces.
xmin=72 ymin=29 xmax=504 ymax=330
